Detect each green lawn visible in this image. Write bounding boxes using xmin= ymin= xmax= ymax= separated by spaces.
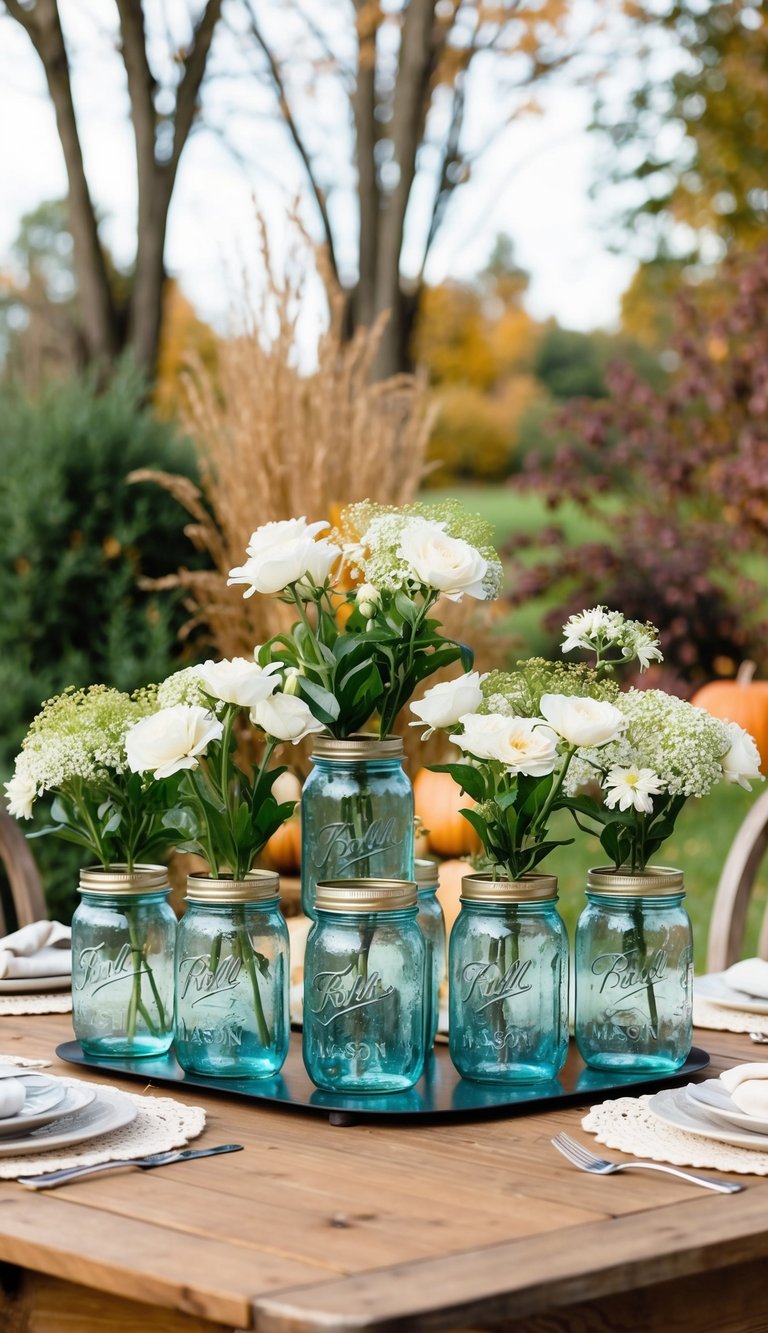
xmin=423 ymin=483 xmax=768 ymax=972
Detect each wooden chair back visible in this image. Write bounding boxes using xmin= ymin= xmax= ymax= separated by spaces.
xmin=0 ymin=807 xmax=47 ymax=935
xmin=707 ymin=787 xmax=768 ymax=972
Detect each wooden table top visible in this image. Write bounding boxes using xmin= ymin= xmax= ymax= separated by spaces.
xmin=0 ymin=1014 xmax=766 ymax=1332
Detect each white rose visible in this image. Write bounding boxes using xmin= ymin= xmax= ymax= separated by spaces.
xmin=252 ymin=693 xmax=326 ymax=744
xmin=721 ymin=721 xmax=764 ymax=790
xmin=125 ymin=706 xmax=223 ymax=779
xmin=227 ymin=517 xmax=341 ymax=597
xmin=397 ymin=518 xmax=488 ymax=601
xmin=452 ymin=713 xmax=558 ymax=777
xmin=539 ymin=694 xmax=627 ymax=748
xmin=4 ymin=768 xmax=37 ymax=820
xmin=410 ymin=672 xmax=485 ymax=738
xmin=197 ymin=657 xmax=281 ymax=708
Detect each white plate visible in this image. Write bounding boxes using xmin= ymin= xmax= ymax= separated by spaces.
xmin=14 ymin=1074 xmax=67 ymax=1114
xmin=0 ymin=975 xmax=71 ymax=995
xmin=695 ymin=974 xmax=768 ymax=1016
xmin=649 ymin=1084 xmax=768 ymax=1150
xmin=0 ymin=1084 xmax=136 ymax=1157
xmin=686 ymin=1078 xmax=768 ymax=1134
xmin=0 ymin=1080 xmax=96 ymax=1137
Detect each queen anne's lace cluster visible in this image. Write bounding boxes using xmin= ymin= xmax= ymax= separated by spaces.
xmin=157 ymin=666 xmax=224 ymax=712
xmin=13 ymin=685 xmax=156 ymax=795
xmin=480 ymin=662 xmax=619 ymax=720
xmin=564 ymin=687 xmax=731 ymax=798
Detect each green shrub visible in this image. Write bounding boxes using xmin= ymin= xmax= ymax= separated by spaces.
xmin=0 ymin=364 xmax=205 ymax=916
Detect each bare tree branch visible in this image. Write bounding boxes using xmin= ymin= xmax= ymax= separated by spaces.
xmin=171 ymin=0 xmax=222 ymax=182
xmin=352 ymin=0 xmax=381 ymax=327
xmin=242 ymin=0 xmax=340 ymax=286
xmin=418 ymin=70 xmax=467 ymax=283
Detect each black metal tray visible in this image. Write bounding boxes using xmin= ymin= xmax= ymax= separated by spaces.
xmin=57 ymin=1037 xmax=709 ymax=1127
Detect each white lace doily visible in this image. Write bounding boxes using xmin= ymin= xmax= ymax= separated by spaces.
xmin=693 ymin=996 xmax=768 ymax=1036
xmin=0 ymin=993 xmax=72 ymax=1016
xmin=0 ymin=1058 xmax=206 ymax=1179
xmin=582 ymin=1094 xmax=768 ymax=1175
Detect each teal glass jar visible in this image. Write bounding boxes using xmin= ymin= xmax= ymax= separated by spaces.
xmin=174 ymin=871 xmax=289 ymax=1079
xmin=303 ymin=879 xmax=425 ymax=1094
xmin=575 ymin=866 xmax=693 ymax=1073
xmin=300 ymin=735 xmax=414 ymax=920
xmin=72 ymin=866 xmax=176 ymax=1058
xmin=449 ymin=874 xmax=569 ymax=1084
xmin=415 ymin=858 xmax=446 ymax=1049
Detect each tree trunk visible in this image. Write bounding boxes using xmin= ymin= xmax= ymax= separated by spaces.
xmin=10 ymin=0 xmax=120 ymax=365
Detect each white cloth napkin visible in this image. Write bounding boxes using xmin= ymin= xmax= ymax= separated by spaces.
xmin=720 ymin=1062 xmax=768 ymax=1117
xmin=0 ymin=1083 xmax=25 ymax=1119
xmin=722 ymin=957 xmax=768 ymax=1000
xmin=0 ymin=922 xmax=71 ymax=980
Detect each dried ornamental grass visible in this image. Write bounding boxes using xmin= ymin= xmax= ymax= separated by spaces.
xmin=131 ymin=224 xmax=433 ymax=658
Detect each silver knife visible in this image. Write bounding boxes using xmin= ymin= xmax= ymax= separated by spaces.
xmin=18 ymin=1143 xmax=243 ymax=1190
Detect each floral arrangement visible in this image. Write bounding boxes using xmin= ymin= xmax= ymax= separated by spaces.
xmin=3 ymin=685 xmax=178 ymax=870
xmin=227 ymin=501 xmax=502 ymax=738
xmin=125 ymin=656 xmax=323 ymax=881
xmin=411 ymin=608 xmax=763 ymax=880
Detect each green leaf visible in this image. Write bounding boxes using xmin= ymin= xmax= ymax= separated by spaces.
xmin=427 ymin=762 xmax=486 ymax=803
xmin=297 ymin=677 xmax=340 ymax=724
xmin=458 ymin=807 xmax=489 ymax=847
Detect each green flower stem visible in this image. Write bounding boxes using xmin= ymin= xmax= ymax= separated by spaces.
xmin=289 ymin=588 xmax=334 ymax=686
xmin=234 ymin=909 xmax=271 ymax=1048
xmin=628 ymin=899 xmax=659 ymax=1041
xmin=125 ymin=909 xmax=164 ymax=1037
xmin=531 ymin=746 xmax=577 ymax=841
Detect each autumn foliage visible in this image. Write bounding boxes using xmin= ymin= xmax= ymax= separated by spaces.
xmin=510 ymin=245 xmax=768 ymax=686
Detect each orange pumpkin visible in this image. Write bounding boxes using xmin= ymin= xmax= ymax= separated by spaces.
xmin=437 ymin=858 xmax=473 ymax=936
xmin=692 ymin=661 xmax=768 ymax=774
xmin=264 ymin=772 xmax=303 ymax=873
xmin=265 ymin=817 xmax=302 ymax=874
xmin=413 ymin=768 xmax=482 ymax=858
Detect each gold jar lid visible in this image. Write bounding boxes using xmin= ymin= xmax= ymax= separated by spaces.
xmin=460 ymin=872 xmax=558 ymax=904
xmin=186 ymin=871 xmax=280 ymax=905
xmin=311 ymin=733 xmax=403 ymax=761
xmin=315 ymin=878 xmax=417 ymax=913
xmin=414 ymin=858 xmax=439 ymax=888
xmin=586 ymin=866 xmax=684 ymax=897
xmin=79 ymin=865 xmax=170 ymax=896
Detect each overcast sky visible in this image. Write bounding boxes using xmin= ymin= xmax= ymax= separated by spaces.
xmin=0 ymin=1 xmax=639 ymax=334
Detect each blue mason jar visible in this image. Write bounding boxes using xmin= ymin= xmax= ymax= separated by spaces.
xmin=72 ymin=866 xmax=176 ymax=1058
xmin=575 ymin=866 xmax=693 ymax=1073
xmin=449 ymin=874 xmax=569 ymax=1083
xmin=415 ymin=858 xmax=446 ymax=1050
xmin=300 ymin=735 xmax=414 ymax=920
xmin=174 ymin=871 xmax=289 ymax=1079
xmin=303 ymin=879 xmax=425 ymax=1094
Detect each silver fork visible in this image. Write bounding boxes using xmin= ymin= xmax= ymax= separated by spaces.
xmin=551 ymin=1132 xmax=744 ymax=1194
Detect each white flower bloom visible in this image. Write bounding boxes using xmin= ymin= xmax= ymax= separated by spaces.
xmin=355 ymin=583 xmax=381 ymax=619
xmin=4 ymin=767 xmax=37 ymax=819
xmin=410 ymin=672 xmax=485 ymax=739
xmin=561 ymin=607 xmax=613 ymax=654
xmin=721 ymin=721 xmax=764 ymax=790
xmin=397 ymin=518 xmax=489 ymax=601
xmin=227 ymin=517 xmax=341 ymax=597
xmin=252 ymin=693 xmax=326 ymax=744
xmin=197 ymin=657 xmax=281 ymax=708
xmin=603 ymin=766 xmax=665 ymax=814
xmin=539 ymin=694 xmax=627 ymax=748
xmin=452 ymin=713 xmax=558 ymax=777
xmin=630 ymin=628 xmax=664 ymax=671
xmin=125 ymin=706 xmax=223 ymax=780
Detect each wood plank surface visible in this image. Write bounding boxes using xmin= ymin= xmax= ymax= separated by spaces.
xmin=0 ymin=1014 xmax=764 ymax=1331
xmin=252 ymin=1190 xmax=768 ymax=1333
